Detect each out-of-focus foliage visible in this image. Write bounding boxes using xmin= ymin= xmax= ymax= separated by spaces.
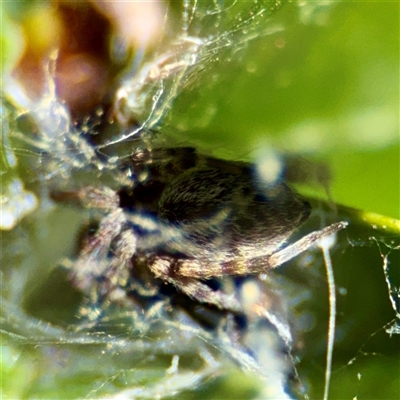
xmin=166 ymin=1 xmax=399 ymax=218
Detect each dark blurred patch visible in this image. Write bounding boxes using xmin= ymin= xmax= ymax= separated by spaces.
xmin=12 ymin=1 xmax=121 ymax=118
xmin=23 ymin=267 xmax=83 ymax=325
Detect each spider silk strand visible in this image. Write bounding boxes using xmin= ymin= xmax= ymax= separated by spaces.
xmin=321 ymin=239 xmax=336 ymax=400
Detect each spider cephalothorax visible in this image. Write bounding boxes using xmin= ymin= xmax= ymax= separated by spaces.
xmin=62 ymin=147 xmax=347 ymax=312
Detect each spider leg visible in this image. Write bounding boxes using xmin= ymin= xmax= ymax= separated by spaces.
xmin=52 ymin=185 xmax=120 ymax=210
xmin=150 ymin=257 xmax=242 ymax=312
xmin=267 ymin=221 xmax=348 ymax=269
xmin=71 ymin=209 xmax=126 ymax=293
xmin=160 ymin=221 xmax=348 ymax=279
xmin=78 ymin=215 xmax=138 ymax=304
xmin=69 ymin=186 xmax=130 ymax=293
xmin=107 ymin=229 xmax=137 ymax=275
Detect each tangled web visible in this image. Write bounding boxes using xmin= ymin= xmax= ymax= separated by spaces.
xmin=1 ymin=1 xmax=399 ymax=399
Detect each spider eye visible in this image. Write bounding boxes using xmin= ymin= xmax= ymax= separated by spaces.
xmin=252 ymin=193 xmax=266 ymax=202
xmin=241 ymin=186 xmax=252 ymax=197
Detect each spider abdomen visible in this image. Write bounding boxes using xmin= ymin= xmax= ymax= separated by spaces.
xmin=157 ymin=164 xmax=311 ymax=261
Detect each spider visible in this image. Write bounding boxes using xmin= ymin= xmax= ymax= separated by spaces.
xmin=59 ymin=146 xmax=347 ymax=313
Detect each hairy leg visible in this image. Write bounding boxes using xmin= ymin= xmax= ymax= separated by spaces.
xmin=66 ymin=186 xmax=128 ymax=292
xmin=150 ymin=257 xmax=242 ymax=312
xmin=159 ymin=222 xmax=348 ymax=279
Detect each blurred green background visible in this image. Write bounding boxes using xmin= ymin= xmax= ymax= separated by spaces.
xmin=166 ymin=0 xmax=399 ymax=219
